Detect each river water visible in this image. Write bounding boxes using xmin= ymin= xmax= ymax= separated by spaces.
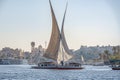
xmin=0 ymin=65 xmax=120 ymax=80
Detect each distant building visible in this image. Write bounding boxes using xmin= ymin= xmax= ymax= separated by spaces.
xmin=73 ymin=45 xmax=115 ymax=64
xmin=0 ymin=47 xmax=30 ymax=65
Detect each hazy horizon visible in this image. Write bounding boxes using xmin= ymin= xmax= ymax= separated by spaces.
xmin=0 ymin=0 xmax=120 ymax=51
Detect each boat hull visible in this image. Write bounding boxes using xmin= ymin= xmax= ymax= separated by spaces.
xmin=32 ymin=66 xmax=84 ymax=70
xmin=112 ymin=67 xmax=120 ymax=70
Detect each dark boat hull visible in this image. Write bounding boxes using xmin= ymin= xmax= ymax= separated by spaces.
xmin=32 ymin=66 xmax=84 ymax=70
xmin=112 ymin=67 xmax=120 ymax=70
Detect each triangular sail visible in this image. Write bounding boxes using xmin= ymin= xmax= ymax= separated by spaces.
xmin=43 ymin=0 xmax=60 ymax=60
xmin=44 ymin=0 xmax=72 ymax=62
xmin=61 ymin=2 xmax=72 ymax=56
xmin=57 ymin=2 xmax=72 ymax=63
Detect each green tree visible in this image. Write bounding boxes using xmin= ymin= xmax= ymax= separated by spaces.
xmin=104 ymin=50 xmax=110 ymax=60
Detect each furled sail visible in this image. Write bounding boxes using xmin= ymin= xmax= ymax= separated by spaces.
xmin=43 ymin=0 xmax=60 ymax=60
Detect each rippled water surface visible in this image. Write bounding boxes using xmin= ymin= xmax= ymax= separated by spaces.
xmin=0 ymin=65 xmax=120 ymax=80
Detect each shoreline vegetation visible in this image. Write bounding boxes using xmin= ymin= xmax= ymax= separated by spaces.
xmin=109 ymin=46 xmax=120 ymax=60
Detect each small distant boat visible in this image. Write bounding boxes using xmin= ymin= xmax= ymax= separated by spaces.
xmin=109 ymin=60 xmax=120 ymax=70
xmin=112 ymin=67 xmax=120 ymax=70
xmin=81 ymin=55 xmax=85 ymax=65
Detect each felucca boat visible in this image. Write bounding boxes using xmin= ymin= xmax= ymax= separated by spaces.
xmin=32 ymin=0 xmax=83 ymax=70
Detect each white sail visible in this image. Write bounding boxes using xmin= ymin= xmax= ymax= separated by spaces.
xmin=57 ymin=40 xmax=72 ymax=64
xmin=81 ymin=55 xmax=84 ymax=63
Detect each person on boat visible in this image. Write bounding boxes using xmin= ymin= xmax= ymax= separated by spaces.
xmin=61 ymin=61 xmax=64 ymax=66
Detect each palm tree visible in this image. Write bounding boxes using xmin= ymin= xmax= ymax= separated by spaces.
xmin=112 ymin=47 xmax=117 ymax=54
xmin=110 ymin=46 xmax=120 ymax=60
xmin=104 ymin=50 xmax=109 ymax=60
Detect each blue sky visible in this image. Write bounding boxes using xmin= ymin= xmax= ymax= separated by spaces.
xmin=0 ymin=0 xmax=120 ymax=51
